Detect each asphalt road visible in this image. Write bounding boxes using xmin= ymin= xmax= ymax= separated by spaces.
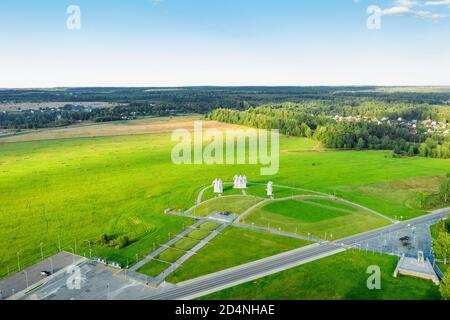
xmin=145 ymin=207 xmax=450 ymax=300
xmin=0 ymin=252 xmax=84 ymax=300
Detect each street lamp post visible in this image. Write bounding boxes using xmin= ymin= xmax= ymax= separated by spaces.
xmin=40 ymin=242 xmax=44 ymax=260
xmin=23 ymin=270 xmax=29 ymax=290
xmin=17 ymin=252 xmax=21 ymax=272
xmin=50 ymin=257 xmax=54 ymax=275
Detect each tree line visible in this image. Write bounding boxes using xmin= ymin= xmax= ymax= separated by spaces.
xmin=208 ymin=105 xmax=449 ymax=159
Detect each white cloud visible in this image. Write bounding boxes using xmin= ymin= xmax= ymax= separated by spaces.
xmin=424 ymin=0 xmax=450 ymax=6
xmin=381 ymin=6 xmax=413 ymax=15
xmin=380 ymin=0 xmax=449 ymax=19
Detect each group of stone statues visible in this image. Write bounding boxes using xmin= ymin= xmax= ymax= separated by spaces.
xmin=233 ymin=175 xmax=247 ymax=189
xmin=212 ymin=176 xmax=274 ymax=197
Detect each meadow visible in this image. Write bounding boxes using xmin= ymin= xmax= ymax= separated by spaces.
xmin=201 ymin=249 xmax=441 ymax=300
xmin=187 ymin=195 xmax=261 ymax=217
xmin=0 ymin=118 xmax=449 ymax=279
xmin=241 ymin=197 xmax=391 ymax=240
xmin=166 ymin=227 xmax=311 ymax=283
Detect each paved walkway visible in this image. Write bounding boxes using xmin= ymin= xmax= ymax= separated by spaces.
xmin=153 ymin=223 xmax=229 ymax=284
xmin=354 ymin=218 xmax=439 ymax=258
xmin=130 ymin=220 xmax=204 ymax=272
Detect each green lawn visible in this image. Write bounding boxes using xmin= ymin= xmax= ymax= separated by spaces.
xmin=336 ymin=175 xmax=445 ymax=220
xmin=201 ymin=250 xmax=441 ymax=300
xmin=156 ymin=247 xmax=186 ymax=263
xmin=188 ymin=195 xmax=261 ymax=217
xmin=303 ymin=198 xmax=359 ymax=212
xmin=438 ymin=263 xmax=449 ymax=274
xmin=166 ymin=227 xmax=310 ymax=283
xmin=136 ymin=259 xmax=170 ymax=278
xmin=201 ymin=184 xmax=243 ymax=201
xmin=260 ymin=199 xmax=351 ymax=223
xmin=198 ymin=221 xmax=222 ymax=231
xmin=188 ymin=229 xmax=212 ymax=240
xmin=242 ymin=197 xmax=391 ymax=240
xmin=0 ymin=120 xmax=449 ymax=279
xmin=172 ymin=237 xmax=200 ymax=251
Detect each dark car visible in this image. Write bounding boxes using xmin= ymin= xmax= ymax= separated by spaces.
xmin=40 ymin=271 xmax=51 ymax=277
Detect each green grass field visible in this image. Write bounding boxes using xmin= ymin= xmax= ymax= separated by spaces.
xmin=136 ymin=259 xmax=170 ymax=278
xmin=303 ymin=198 xmax=359 ymax=212
xmin=198 ymin=221 xmax=222 ymax=231
xmin=156 ymin=247 xmax=185 ymax=263
xmin=438 ymin=263 xmax=449 ymax=274
xmin=166 ymin=227 xmax=311 ymax=283
xmin=172 ymin=237 xmax=200 ymax=251
xmin=201 ymin=250 xmax=441 ymax=300
xmin=242 ymin=197 xmax=391 ymax=240
xmin=0 ymin=119 xmax=449 ymax=279
xmin=187 ymin=195 xmax=261 ymax=217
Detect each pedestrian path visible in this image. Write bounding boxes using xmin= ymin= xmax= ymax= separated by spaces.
xmin=130 ymin=220 xmax=204 ymax=272
xmin=153 ymin=223 xmax=229 ymax=284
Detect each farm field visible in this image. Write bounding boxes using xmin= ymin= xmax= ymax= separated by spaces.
xmin=166 ymin=227 xmax=311 ymax=283
xmin=0 ymin=115 xmax=245 ymax=143
xmin=200 ymin=250 xmax=441 ymax=300
xmin=0 ymin=118 xmax=449 ymax=279
xmin=241 ymin=197 xmax=391 ymax=240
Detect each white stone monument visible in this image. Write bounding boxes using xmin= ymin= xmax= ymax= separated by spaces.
xmin=233 ymin=175 xmax=239 ymax=189
xmin=267 ymin=181 xmax=273 ymax=197
xmin=234 ymin=175 xmax=247 ymax=189
xmin=241 ymin=176 xmax=247 ymax=189
xmin=213 ymin=178 xmax=223 ymax=194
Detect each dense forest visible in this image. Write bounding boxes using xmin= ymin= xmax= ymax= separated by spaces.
xmin=1 ymin=86 xmax=450 ymax=129
xmin=208 ymin=103 xmax=450 ymax=159
xmin=1 ymin=87 xmax=449 ymax=159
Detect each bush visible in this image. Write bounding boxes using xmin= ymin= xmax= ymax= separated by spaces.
xmin=440 ymin=269 xmax=450 ymax=300
xmin=117 ymin=236 xmax=130 ymax=249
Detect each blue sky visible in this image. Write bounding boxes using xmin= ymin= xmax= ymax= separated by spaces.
xmin=0 ymin=0 xmax=449 ymax=87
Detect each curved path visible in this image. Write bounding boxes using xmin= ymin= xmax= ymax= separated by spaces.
xmin=196 ymin=182 xmax=397 ymax=224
